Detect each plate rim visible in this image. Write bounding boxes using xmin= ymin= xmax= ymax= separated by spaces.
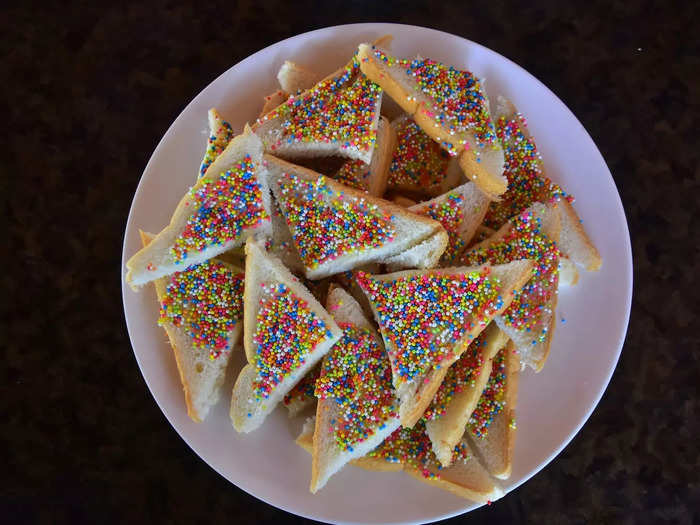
xmin=121 ymin=22 xmax=633 ymax=525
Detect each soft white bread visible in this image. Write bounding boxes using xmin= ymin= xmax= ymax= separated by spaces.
xmin=229 ymin=238 xmax=343 ymax=433
xmin=556 ymin=199 xmax=602 ymax=271
xmin=425 ymin=324 xmax=509 ymax=466
xmin=334 ymin=115 xmax=397 ymax=197
xmin=255 ymin=59 xmax=382 ymax=164
xmin=467 ymin=341 xmax=520 ymax=479
xmin=264 ymin=154 xmax=448 ymax=279
xmin=311 ymin=287 xmax=401 ymax=492
xmin=259 ymin=89 xmax=288 ymax=118
xmin=462 ymin=202 xmax=562 ymax=372
xmin=277 ymin=61 xmax=323 ymax=95
xmin=140 ymin=231 xmax=244 ymax=422
xmin=297 ymin=418 xmax=503 ymax=503
xmin=387 ymin=115 xmax=464 ymax=197
xmin=126 ymin=126 xmax=271 ymax=290
xmin=357 ymin=44 xmax=506 ymax=199
xmin=407 ymin=182 xmax=490 ymax=265
xmin=356 ymin=260 xmax=533 ymax=427
xmin=199 ymin=108 xmax=235 ymax=180
xmin=558 ymin=256 xmax=580 ymax=286
xmin=267 ymin=197 xmax=305 ymax=274
xmin=382 ymin=230 xmax=449 ymax=271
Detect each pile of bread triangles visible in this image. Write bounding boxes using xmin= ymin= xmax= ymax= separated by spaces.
xmin=125 ymin=35 xmax=601 ymax=503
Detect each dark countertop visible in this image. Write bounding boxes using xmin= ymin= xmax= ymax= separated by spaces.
xmin=3 ymin=1 xmax=699 ymax=523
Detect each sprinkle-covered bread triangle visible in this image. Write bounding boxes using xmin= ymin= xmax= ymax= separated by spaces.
xmin=357 ymin=44 xmax=506 ymax=198
xmin=126 ymin=126 xmax=272 ymax=290
xmin=140 ymin=231 xmax=244 ymax=422
xmin=460 ymin=203 xmax=562 ymax=371
xmin=230 ymin=238 xmax=343 ymax=433
xmin=297 ymin=418 xmax=504 ymax=503
xmin=264 ymin=154 xmax=448 ymax=279
xmin=387 ymin=115 xmax=463 ymax=196
xmin=424 ymin=324 xmax=509 ymax=466
xmin=386 ymin=182 xmax=490 ymax=267
xmin=254 ymin=56 xmax=383 ymax=164
xmin=485 ymin=96 xmax=601 ymax=271
xmin=310 ymin=287 xmax=401 ymax=492
xmin=198 ymin=108 xmax=234 ymax=180
xmin=466 ymin=340 xmax=520 ymax=479
xmin=333 ymin=115 xmax=397 ymax=196
xmin=355 ymin=260 xmax=533 ymax=427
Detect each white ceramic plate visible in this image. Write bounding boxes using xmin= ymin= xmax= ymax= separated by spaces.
xmin=121 ymin=23 xmax=632 ymax=525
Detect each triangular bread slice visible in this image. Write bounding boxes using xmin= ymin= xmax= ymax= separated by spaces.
xmin=277 ymin=61 xmax=323 ymax=95
xmin=264 ymin=154 xmax=448 ymax=279
xmin=466 ymin=341 xmax=520 ymax=479
xmin=355 ymin=260 xmax=533 ymax=427
xmin=357 ymin=44 xmax=506 ymax=199
xmin=126 ymin=126 xmax=272 ymax=290
xmin=198 ymin=108 xmax=234 ymax=179
xmin=484 ymin=96 xmax=601 ymax=270
xmin=334 ymin=115 xmax=396 ymax=196
xmin=386 ymin=115 xmax=463 ymax=197
xmin=229 ymin=238 xmax=343 ymax=432
xmin=297 ymin=418 xmax=503 ymax=503
xmin=386 ymin=182 xmax=490 ymax=268
xmin=310 ymin=287 xmax=401 ymax=492
xmin=424 ymin=324 xmax=509 ymax=466
xmin=140 ymin=231 xmax=244 ymax=422
xmin=254 ymin=56 xmax=382 ymax=164
xmin=460 ymin=203 xmax=562 ymax=371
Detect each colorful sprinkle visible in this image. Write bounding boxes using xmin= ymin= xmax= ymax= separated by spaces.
xmin=484 ymin=113 xmax=573 ymax=229
xmin=315 ymin=323 xmax=397 ymax=451
xmin=413 ymin=191 xmax=467 ymax=263
xmin=422 ymin=330 xmax=489 ymax=421
xmin=461 ymin=209 xmax=560 ymax=338
xmin=468 ymin=349 xmax=506 ymax=438
xmin=258 ymin=56 xmax=381 ymax=156
xmin=356 ymin=270 xmax=502 ymax=384
xmin=335 ymin=159 xmax=370 ymax=191
xmin=372 ymin=47 xmax=498 ymax=154
xmin=172 ymin=155 xmax=269 ymax=263
xmin=283 ymin=364 xmax=321 ymax=408
xmin=158 ymin=260 xmax=244 ymax=359
xmin=252 ymin=282 xmax=331 ymax=400
xmin=199 ymin=118 xmax=234 ymax=178
xmin=276 ymin=173 xmax=395 ymax=269
xmin=368 ymin=421 xmax=470 ymax=478
xmin=388 ymin=118 xmax=450 ymax=188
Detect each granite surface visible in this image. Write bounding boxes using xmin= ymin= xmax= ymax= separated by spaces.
xmin=3 ymin=1 xmax=699 ymax=523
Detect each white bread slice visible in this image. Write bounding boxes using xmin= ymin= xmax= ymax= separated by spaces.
xmin=277 ymin=61 xmax=323 ymax=95
xmin=424 ymin=324 xmax=509 ymax=466
xmin=259 ymin=89 xmax=288 ymax=118
xmin=387 ymin=115 xmax=463 ymax=196
xmin=461 ymin=203 xmax=562 ymax=372
xmin=267 ymin=197 xmax=305 ymax=274
xmin=311 ymin=287 xmax=401 ymax=492
xmin=126 ymin=126 xmax=271 ymax=290
xmin=255 ymin=57 xmax=382 ymax=164
xmin=382 ymin=230 xmax=449 ymax=271
xmin=334 ymin=115 xmax=397 ymax=196
xmin=485 ymin=97 xmax=601 ymax=271
xmin=229 ymin=238 xmax=343 ymax=433
xmin=140 ymin=231 xmax=244 ymax=422
xmin=283 ymin=362 xmax=321 ymax=417
xmin=264 ymin=154 xmax=448 ymax=279
xmin=199 ymin=108 xmax=234 ymax=179
xmin=357 ymin=44 xmax=506 ymax=199
xmin=408 ymin=182 xmax=490 ymax=265
xmin=559 ymin=256 xmax=580 ymax=286
xmin=297 ymin=418 xmax=503 ymax=503
xmin=355 ymin=259 xmax=533 ymax=427
xmin=466 ymin=341 xmax=520 ymax=479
